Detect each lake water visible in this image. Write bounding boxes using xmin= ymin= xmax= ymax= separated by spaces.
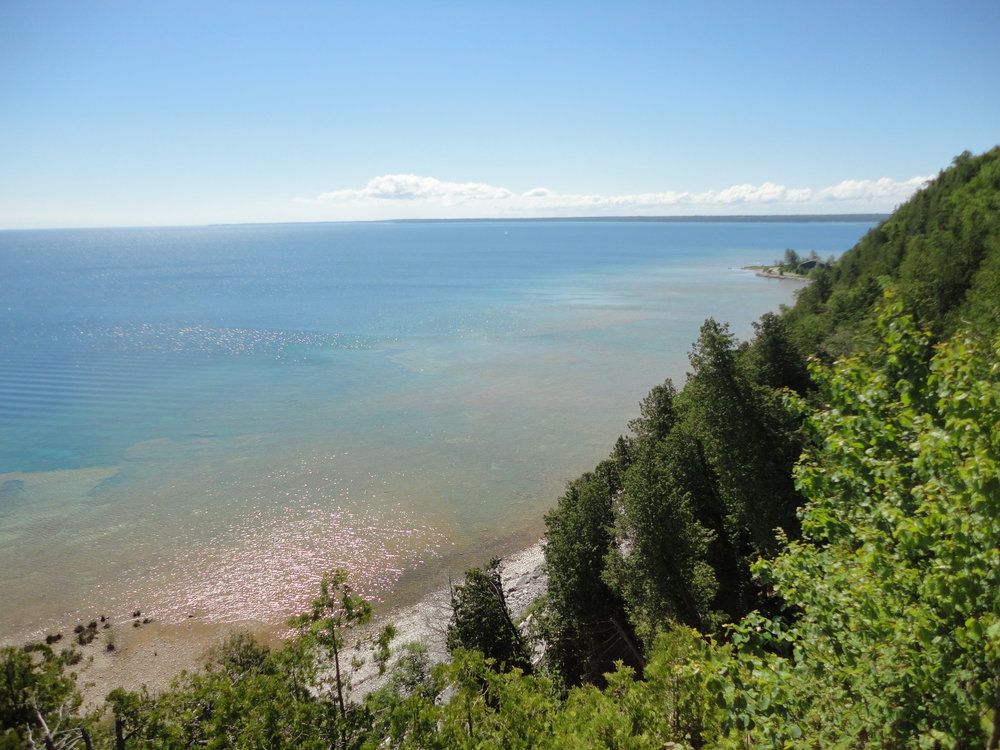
xmin=0 ymin=220 xmax=874 ymax=640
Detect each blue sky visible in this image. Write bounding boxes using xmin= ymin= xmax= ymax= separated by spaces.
xmin=1 ymin=0 xmax=997 ymax=228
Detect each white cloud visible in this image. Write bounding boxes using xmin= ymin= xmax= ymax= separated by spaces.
xmin=704 ymin=181 xmax=791 ymax=204
xmin=816 ymin=175 xmax=930 ymax=202
xmin=298 ymin=173 xmax=932 ymax=219
xmin=314 ymin=174 xmax=513 ymax=204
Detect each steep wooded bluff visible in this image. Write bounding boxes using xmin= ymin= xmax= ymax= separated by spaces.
xmin=787 ymin=147 xmax=1000 ymax=353
xmin=542 ymin=146 xmax=1000 ymax=685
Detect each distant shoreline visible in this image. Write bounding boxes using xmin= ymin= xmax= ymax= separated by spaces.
xmin=742 ymin=264 xmax=812 ymax=281
xmin=4 ymin=213 xmax=888 ymax=234
xmin=386 ymin=214 xmax=889 ymax=225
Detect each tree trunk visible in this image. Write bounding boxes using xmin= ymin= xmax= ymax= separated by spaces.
xmin=988 ymin=671 xmax=1000 ymax=750
xmin=332 ymin=635 xmax=345 ymax=718
xmin=114 ymin=715 xmax=127 ymax=750
xmin=32 ymin=707 xmax=56 ymax=750
xmin=609 ymin=617 xmax=645 ymax=670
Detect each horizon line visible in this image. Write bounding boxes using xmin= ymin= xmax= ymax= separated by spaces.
xmin=381 ymin=213 xmax=889 ymax=225
xmin=1 ymin=213 xmax=891 ymax=233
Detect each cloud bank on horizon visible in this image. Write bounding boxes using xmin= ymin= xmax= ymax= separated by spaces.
xmin=301 ymin=173 xmax=932 ymax=219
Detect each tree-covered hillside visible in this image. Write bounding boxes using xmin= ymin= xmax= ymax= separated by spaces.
xmin=538 ymin=145 xmax=1000 ymax=696
xmin=542 ymin=311 xmax=809 ymax=686
xmin=3 ymin=148 xmax=998 ymax=748
xmin=786 ymin=147 xmax=1000 ymax=355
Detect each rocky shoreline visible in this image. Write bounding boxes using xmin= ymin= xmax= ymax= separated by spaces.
xmin=70 ymin=541 xmax=547 ymax=706
xmin=742 ymin=264 xmax=811 ymax=282
xmin=346 ymin=541 xmax=547 ymax=696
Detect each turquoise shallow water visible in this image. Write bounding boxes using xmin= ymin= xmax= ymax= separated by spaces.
xmin=0 ymin=220 xmax=874 ymax=639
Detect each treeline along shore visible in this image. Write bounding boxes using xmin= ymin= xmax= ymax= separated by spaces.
xmin=387 ymin=213 xmax=891 ymax=224
xmin=3 ymin=147 xmax=999 ymax=748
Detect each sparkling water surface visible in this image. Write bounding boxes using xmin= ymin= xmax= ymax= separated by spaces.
xmin=0 ymin=220 xmax=874 ymax=639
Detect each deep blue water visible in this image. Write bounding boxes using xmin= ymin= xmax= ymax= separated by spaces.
xmin=0 ymin=220 xmax=874 ymax=636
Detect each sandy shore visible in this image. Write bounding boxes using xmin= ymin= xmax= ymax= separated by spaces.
xmin=71 ymin=617 xmax=278 ymax=707
xmin=70 ymin=541 xmax=546 ymax=707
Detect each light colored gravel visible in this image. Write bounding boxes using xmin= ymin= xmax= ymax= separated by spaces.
xmin=345 ymin=541 xmax=547 ymax=697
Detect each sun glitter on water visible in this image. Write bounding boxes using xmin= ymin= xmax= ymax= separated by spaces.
xmin=126 ymin=499 xmax=448 ymax=627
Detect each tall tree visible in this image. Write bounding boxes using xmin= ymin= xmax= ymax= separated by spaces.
xmin=290 ymin=569 xmax=373 ymax=718
xmin=542 ymin=461 xmax=639 ymax=686
xmin=446 ymin=558 xmax=531 ymax=673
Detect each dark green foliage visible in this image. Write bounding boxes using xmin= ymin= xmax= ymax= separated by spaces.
xmin=604 ymin=430 xmax=721 ymax=634
xmin=786 ymin=146 xmax=1000 ymax=355
xmin=603 ymin=317 xmax=805 ymax=640
xmin=742 ymin=312 xmax=811 ymax=395
xmin=446 ymin=559 xmax=531 ymax=673
xmin=204 ymin=630 xmax=271 ymax=679
xmin=373 ymin=623 xmax=397 ymax=677
xmin=542 ymin=311 xmax=809 ymax=676
xmin=541 ymin=457 xmax=640 ymax=686
xmin=781 ymin=247 xmax=801 ymax=271
xmin=680 ymin=318 xmax=802 ymax=563
xmin=627 ymin=378 xmax=678 ymax=443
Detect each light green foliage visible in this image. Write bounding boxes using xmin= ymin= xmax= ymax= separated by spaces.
xmin=715 ymin=301 xmax=1000 ymax=747
xmin=549 ymin=627 xmax=729 ymax=749
xmin=377 ymin=629 xmax=732 ymax=750
xmin=290 ymin=569 xmax=373 ymax=716
xmin=0 ymin=644 xmax=90 ymax=749
xmin=107 ymin=634 xmax=344 ymax=749
xmin=374 ymin=648 xmax=557 ymax=749
xmin=106 ymin=576 xmax=381 ymax=749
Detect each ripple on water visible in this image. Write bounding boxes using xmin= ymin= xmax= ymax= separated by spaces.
xmin=120 ymin=500 xmax=448 ymax=627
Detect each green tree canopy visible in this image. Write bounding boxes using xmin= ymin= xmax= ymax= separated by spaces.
xmin=446 ymin=558 xmax=531 ymax=674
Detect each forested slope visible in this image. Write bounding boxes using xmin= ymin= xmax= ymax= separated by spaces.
xmin=541 ymin=145 xmax=1000 ymax=689
xmin=3 ymin=148 xmax=998 ymax=748
xmin=542 ymin=311 xmax=808 ymax=685
xmin=786 ymin=147 xmax=1000 ymax=354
